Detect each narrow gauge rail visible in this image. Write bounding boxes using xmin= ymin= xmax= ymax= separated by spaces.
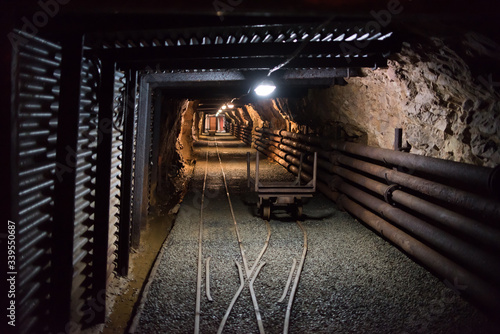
xmin=194 ymin=136 xmax=308 ymax=334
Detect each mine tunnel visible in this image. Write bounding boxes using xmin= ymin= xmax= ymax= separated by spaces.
xmin=3 ymin=1 xmax=500 ymax=333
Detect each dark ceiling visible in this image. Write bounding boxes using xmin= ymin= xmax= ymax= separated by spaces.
xmin=3 ymin=0 xmax=499 ymax=113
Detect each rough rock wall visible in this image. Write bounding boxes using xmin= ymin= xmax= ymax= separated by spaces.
xmin=250 ymin=99 xmax=288 ymax=130
xmin=237 ymin=99 xmax=309 ymax=134
xmin=308 ymin=34 xmax=500 ymax=167
xmin=244 ymin=104 xmax=264 ymax=131
xmin=178 ymin=101 xmax=195 ymax=163
xmin=156 ymin=98 xmax=193 ymax=210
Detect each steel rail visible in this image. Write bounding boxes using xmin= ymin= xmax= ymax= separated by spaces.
xmin=249 ymin=262 xmax=267 ymax=334
xmin=283 ymin=221 xmax=308 ymax=334
xmin=194 ymin=151 xmax=209 ymax=334
xmin=215 ymin=137 xmax=270 ymax=333
xmin=206 ymin=257 xmax=213 ymax=302
xmin=278 ymin=259 xmax=297 ymax=303
xmin=248 ymin=220 xmax=271 ymax=278
xmin=217 ymin=261 xmax=245 ymax=334
xmin=215 ymin=140 xmax=250 ymax=276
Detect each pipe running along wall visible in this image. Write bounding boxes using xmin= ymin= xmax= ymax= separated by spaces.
xmin=252 ymin=126 xmax=500 ymax=318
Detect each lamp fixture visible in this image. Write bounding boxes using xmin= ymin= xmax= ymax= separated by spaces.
xmin=254 ymin=79 xmax=276 ymax=97
xmin=221 ymin=105 xmax=227 ymax=110
xmin=227 ymin=103 xmax=234 ymax=109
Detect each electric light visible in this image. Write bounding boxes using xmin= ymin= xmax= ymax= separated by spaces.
xmin=254 ymin=79 xmax=276 ymax=96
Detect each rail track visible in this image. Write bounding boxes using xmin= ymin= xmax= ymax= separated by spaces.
xmin=194 ymin=136 xmax=308 ymax=334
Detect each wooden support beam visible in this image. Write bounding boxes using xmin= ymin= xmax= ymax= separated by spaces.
xmin=117 ymin=69 xmax=137 ymax=276
xmin=51 ymin=35 xmax=84 ymax=332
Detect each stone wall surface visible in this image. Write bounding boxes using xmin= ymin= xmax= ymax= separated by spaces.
xmin=156 ymin=98 xmax=194 ymax=210
xmin=306 ymin=34 xmax=500 ymax=167
xmin=237 ymin=33 xmax=499 ymax=167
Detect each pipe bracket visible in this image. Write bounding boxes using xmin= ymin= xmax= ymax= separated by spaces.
xmin=329 ymin=152 xmax=341 ymax=165
xmin=336 ymin=194 xmax=347 ymax=211
xmin=489 ymin=165 xmax=500 ymax=198
xmin=383 ymin=184 xmax=400 ymax=206
xmin=328 ymin=175 xmax=342 ymax=192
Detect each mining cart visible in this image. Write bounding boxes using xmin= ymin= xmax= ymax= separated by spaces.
xmin=247 ymin=151 xmax=317 ymax=220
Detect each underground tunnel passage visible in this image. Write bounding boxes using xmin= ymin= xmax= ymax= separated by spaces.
xmin=4 ymin=1 xmax=500 ymax=333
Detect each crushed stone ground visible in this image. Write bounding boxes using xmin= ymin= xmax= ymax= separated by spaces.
xmin=136 ymin=134 xmax=497 ymax=334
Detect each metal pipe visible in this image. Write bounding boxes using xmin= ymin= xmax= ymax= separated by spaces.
xmin=261 ymin=139 xmax=500 ymax=253
xmin=256 ymin=141 xmax=500 ymax=281
xmin=255 ymin=129 xmax=330 ymax=160
xmin=330 ymin=165 xmax=500 ymax=253
xmin=331 ymin=141 xmax=498 ymax=197
xmin=258 ymin=127 xmax=499 ymax=198
xmin=334 ymin=181 xmax=500 ymax=283
xmin=256 ymin=127 xmax=324 ymax=147
xmin=258 ymin=142 xmax=314 ymax=174
xmin=256 ymin=141 xmax=500 ymax=316
xmin=337 ymin=194 xmax=500 ymax=317
xmin=332 ymin=154 xmax=500 ymax=222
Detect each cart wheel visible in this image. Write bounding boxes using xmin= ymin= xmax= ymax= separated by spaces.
xmin=262 ymin=201 xmax=271 ymax=220
xmin=294 ymin=199 xmax=303 ymax=218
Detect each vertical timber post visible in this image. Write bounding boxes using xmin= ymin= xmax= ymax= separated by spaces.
xmin=92 ymin=59 xmax=115 ymax=324
xmin=117 ymin=69 xmax=137 ymax=276
xmin=131 ymin=76 xmax=151 ymax=248
xmin=51 ymin=34 xmax=83 ymax=332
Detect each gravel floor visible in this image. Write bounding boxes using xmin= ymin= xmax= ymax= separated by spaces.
xmin=136 ymin=134 xmax=498 ymax=334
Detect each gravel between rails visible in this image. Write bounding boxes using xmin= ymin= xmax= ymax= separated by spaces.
xmin=135 ymin=135 xmax=498 ymax=334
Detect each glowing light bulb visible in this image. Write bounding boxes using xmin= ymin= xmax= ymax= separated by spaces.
xmin=254 ymin=79 xmax=276 ymax=96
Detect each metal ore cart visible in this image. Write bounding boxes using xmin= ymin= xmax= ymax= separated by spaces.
xmin=247 ymin=151 xmax=317 ymax=220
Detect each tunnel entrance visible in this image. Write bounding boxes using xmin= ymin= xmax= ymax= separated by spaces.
xmin=5 ymin=2 xmax=500 ymax=334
